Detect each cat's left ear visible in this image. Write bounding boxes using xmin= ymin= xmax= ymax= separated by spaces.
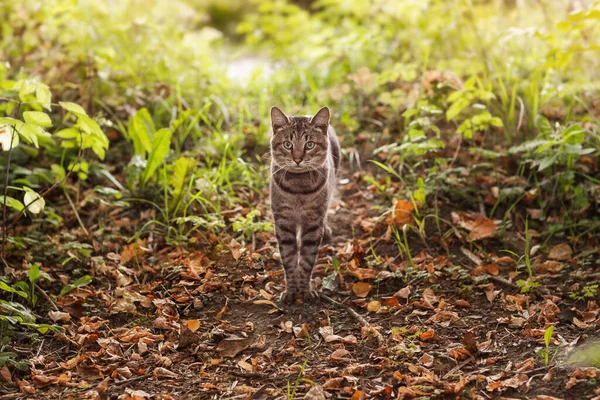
xmin=310 ymin=107 xmax=330 ymax=133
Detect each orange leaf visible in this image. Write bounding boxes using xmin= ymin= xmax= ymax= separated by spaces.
xmin=215 ymin=298 xmax=228 ymax=320
xmin=351 ymin=390 xmax=367 ymax=400
xmin=391 ymin=199 xmax=414 ymax=226
xmin=183 ymin=319 xmax=200 ymax=333
xmin=367 ymin=301 xmax=381 ymax=312
xmin=419 ymin=330 xmax=435 ymax=341
xmin=467 ymin=217 xmax=496 ymax=241
xmin=484 ymin=264 xmax=499 ymax=276
xmin=352 ymin=282 xmax=372 ymax=298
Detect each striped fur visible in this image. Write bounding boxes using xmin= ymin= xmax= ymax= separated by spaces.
xmin=269 ymin=106 xmax=340 ymax=303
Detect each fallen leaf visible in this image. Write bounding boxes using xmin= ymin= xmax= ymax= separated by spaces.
xmin=216 ymin=337 xmax=253 ymax=358
xmin=419 ymin=330 xmax=435 ymax=341
xmin=394 ymin=286 xmax=411 ymax=299
xmin=237 ymin=360 xmax=253 ymax=372
xmin=329 ymin=348 xmax=351 ymax=362
xmin=485 ymin=264 xmax=500 ymax=276
xmin=548 ymin=243 xmax=572 ymax=260
xmin=367 ymin=301 xmax=381 ymax=312
xmin=351 ymin=390 xmax=367 ymax=400
xmin=183 ymin=319 xmax=200 ymax=333
xmin=322 ymin=377 xmax=344 ymax=389
xmin=391 ymin=199 xmax=414 ymax=226
xmin=352 ymin=282 xmax=372 ymax=298
xmin=453 ymin=212 xmax=497 ymax=241
xmin=48 ymin=311 xmax=71 ymax=322
xmin=253 ymin=299 xmax=280 ymax=309
xmin=178 ymin=324 xmax=200 ymax=348
xmin=419 ymin=353 xmax=434 ymax=367
xmin=153 ymin=367 xmax=177 ymax=379
xmin=124 ymin=388 xmax=151 ymax=399
xmin=215 ymin=298 xmax=229 ymax=320
xmin=502 ymin=373 xmax=528 ymax=389
xmin=304 ymin=384 xmax=326 ymax=399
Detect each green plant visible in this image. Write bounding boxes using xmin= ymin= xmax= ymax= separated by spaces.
xmin=446 ymin=77 xmax=503 ymax=140
xmin=569 ymin=283 xmax=599 ymax=301
xmin=232 ymin=210 xmax=272 ymax=242
xmin=539 ymin=325 xmax=558 ymax=366
xmin=287 ymin=359 xmax=312 ymax=400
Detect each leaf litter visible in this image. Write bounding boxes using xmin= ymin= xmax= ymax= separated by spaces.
xmin=2 ymin=146 xmax=599 ymax=399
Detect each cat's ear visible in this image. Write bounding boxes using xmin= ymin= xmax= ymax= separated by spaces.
xmin=310 ymin=107 xmax=330 ymax=133
xmin=270 ymin=106 xmax=290 ymax=132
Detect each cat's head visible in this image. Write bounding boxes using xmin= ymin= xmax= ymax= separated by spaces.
xmin=270 ymin=106 xmax=330 ymax=172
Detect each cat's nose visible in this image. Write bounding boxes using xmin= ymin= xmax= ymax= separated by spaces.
xmin=294 ymin=158 xmax=302 ymax=165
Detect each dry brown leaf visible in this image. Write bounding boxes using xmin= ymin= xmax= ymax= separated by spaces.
xmin=352 ymin=282 xmax=372 ymax=298
xmin=329 ymin=348 xmax=351 ymax=362
xmin=322 ymin=377 xmax=344 ymax=389
xmin=178 ymin=324 xmax=200 ymax=348
xmin=467 ymin=217 xmax=497 ymax=241
xmin=419 ymin=353 xmax=434 ymax=367
xmin=453 ymin=212 xmax=497 ymax=241
xmin=259 ymin=288 xmax=274 ymax=300
xmin=304 ymin=384 xmax=326 ymax=399
xmin=124 ymin=388 xmax=151 ymax=399
xmin=485 ymin=264 xmax=500 ymax=276
xmin=253 ymin=299 xmax=280 ymax=309
xmin=48 ymin=311 xmax=71 ymax=322
xmin=1 ymin=366 xmax=13 ymax=383
xmin=237 ymin=360 xmax=253 ymax=372
xmin=216 ymin=337 xmax=253 ymax=358
xmin=502 ymin=373 xmax=528 ymax=389
xmin=548 ymin=243 xmax=572 ymax=260
xmin=215 ymin=298 xmax=229 ymax=320
xmin=394 ymin=286 xmax=411 ymax=299
xmin=153 ymin=367 xmax=177 ymax=379
xmin=422 ymin=288 xmax=439 ymax=305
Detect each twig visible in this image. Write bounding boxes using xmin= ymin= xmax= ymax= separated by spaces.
xmin=63 ymin=186 xmax=89 ymax=237
xmin=460 ymin=246 xmax=517 ymax=289
xmin=36 ymin=285 xmax=59 ymax=311
xmin=110 ymin=373 xmax=153 ymax=388
xmin=319 ymin=293 xmax=370 ymax=327
xmin=443 ymin=357 xmax=474 ymax=379
xmin=230 ymin=371 xmax=270 ymax=379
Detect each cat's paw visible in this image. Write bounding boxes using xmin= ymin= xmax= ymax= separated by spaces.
xmin=280 ymin=289 xmax=298 ymax=305
xmin=299 ymin=289 xmax=320 ymax=303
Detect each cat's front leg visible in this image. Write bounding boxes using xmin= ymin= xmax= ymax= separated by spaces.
xmin=274 ymin=221 xmax=300 ymax=303
xmin=296 ymin=221 xmax=325 ymax=301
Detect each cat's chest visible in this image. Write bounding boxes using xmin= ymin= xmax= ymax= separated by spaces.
xmin=270 ymin=167 xmax=330 ymax=199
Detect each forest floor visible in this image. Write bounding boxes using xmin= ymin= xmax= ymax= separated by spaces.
xmin=2 ymin=144 xmax=600 ymax=400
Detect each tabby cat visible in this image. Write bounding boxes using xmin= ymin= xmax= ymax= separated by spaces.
xmin=269 ymin=106 xmax=340 ymax=303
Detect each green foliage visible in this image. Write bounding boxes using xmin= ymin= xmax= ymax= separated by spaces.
xmin=538 ymin=325 xmax=562 ymax=366
xmin=58 ymin=275 xmax=92 ymax=298
xmin=232 ymin=210 xmax=273 ymax=241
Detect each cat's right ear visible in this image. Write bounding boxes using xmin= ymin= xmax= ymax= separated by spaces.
xmin=270 ymin=106 xmax=290 ymax=132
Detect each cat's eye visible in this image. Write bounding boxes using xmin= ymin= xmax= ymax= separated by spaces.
xmin=283 ymin=141 xmax=293 ymax=150
xmin=305 ymin=141 xmax=315 ymax=149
